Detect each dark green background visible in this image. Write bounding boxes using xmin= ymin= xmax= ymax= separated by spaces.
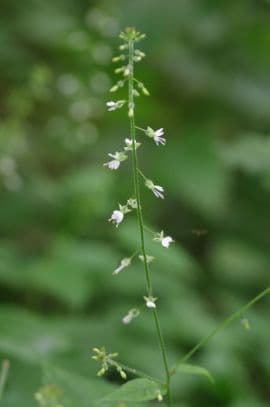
xmin=1 ymin=0 xmax=270 ymax=405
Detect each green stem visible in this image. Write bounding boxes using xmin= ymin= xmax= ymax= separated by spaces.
xmin=137 ymin=168 xmax=148 ymax=181
xmin=135 ymin=126 xmax=146 ymax=133
xmin=109 ymin=359 xmax=163 ymax=384
xmin=171 ymin=286 xmax=270 ymax=375
xmin=0 ymin=360 xmax=10 ymax=401
xmin=128 ymin=38 xmax=172 ymax=406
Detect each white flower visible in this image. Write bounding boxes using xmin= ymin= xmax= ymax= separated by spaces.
xmin=153 ymin=231 xmax=174 ymax=248
xmin=127 ymin=198 xmax=137 ymax=208
xmin=144 ymin=296 xmax=158 ymax=309
xmin=104 ymin=157 xmax=120 ymax=170
xmin=153 ymin=128 xmax=166 ymax=146
xmin=138 ymin=254 xmax=154 ymax=263
xmin=145 ymin=179 xmax=165 ymax=199
xmin=124 ymin=138 xmax=141 ymax=151
xmin=146 ymin=127 xmax=166 ymax=146
xmin=122 ymin=308 xmax=140 ymax=325
xmin=113 ymin=257 xmax=131 ymax=275
xmin=104 ymin=152 xmax=127 ymax=170
xmin=109 ymin=210 xmax=124 ymax=227
xmin=108 ymin=203 xmax=130 ymax=227
xmin=161 ymin=236 xmax=173 ymax=248
xmin=106 ymin=100 xmax=126 ymax=111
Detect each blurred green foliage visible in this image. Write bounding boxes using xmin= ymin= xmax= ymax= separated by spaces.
xmin=1 ymin=0 xmax=270 ymax=405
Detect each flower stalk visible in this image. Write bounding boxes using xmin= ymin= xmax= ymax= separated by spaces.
xmin=127 ymin=29 xmax=172 ymax=406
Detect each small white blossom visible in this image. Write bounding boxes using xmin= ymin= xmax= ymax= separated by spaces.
xmin=138 ymin=254 xmax=155 ymax=263
xmin=109 ymin=210 xmax=124 ymax=227
xmin=122 ymin=308 xmax=140 ymax=324
xmin=144 ymin=296 xmax=158 ymax=309
xmin=124 ymin=138 xmax=141 ymax=151
xmin=146 ymin=127 xmax=166 ymax=146
xmin=127 ymin=198 xmax=138 ymax=208
xmin=104 ymin=152 xmax=127 ymax=170
xmin=153 ymin=231 xmax=174 ymax=248
xmin=113 ymin=257 xmax=131 ymax=275
xmin=106 ymin=100 xmax=126 ymax=111
xmin=161 ymin=236 xmax=173 ymax=248
xmin=145 ymin=179 xmax=164 ymax=199
xmin=109 ymin=203 xmax=131 ymax=227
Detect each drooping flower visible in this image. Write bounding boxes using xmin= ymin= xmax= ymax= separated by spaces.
xmin=122 ymin=308 xmax=140 ymax=324
xmin=103 ymin=151 xmax=127 ymax=170
xmin=106 ymin=100 xmax=126 ymax=111
xmin=161 ymin=236 xmax=173 ymax=248
xmin=108 ymin=204 xmax=131 ymax=227
xmin=144 ymin=296 xmax=158 ymax=309
xmin=109 ymin=210 xmax=124 ymax=227
xmin=113 ymin=257 xmax=131 ymax=275
xmin=146 ymin=127 xmax=166 ymax=146
xmin=145 ymin=179 xmax=165 ymax=199
xmin=153 ymin=230 xmax=174 ymax=248
xmin=124 ymin=138 xmax=141 ymax=151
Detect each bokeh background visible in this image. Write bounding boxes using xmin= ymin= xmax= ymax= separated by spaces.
xmin=1 ymin=1 xmax=270 ymax=406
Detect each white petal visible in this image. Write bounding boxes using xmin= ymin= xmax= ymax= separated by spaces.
xmin=161 ymin=236 xmax=173 ymax=248
xmin=122 ymin=314 xmax=132 ymax=324
xmin=154 ymin=185 xmax=164 ymax=192
xmin=146 ymin=301 xmax=156 ymax=308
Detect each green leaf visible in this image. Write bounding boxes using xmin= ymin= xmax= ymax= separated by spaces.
xmin=101 ymin=378 xmax=166 ymax=402
xmin=42 ymin=365 xmax=116 ymax=407
xmin=174 ymin=363 xmax=214 ymax=384
xmin=0 ymin=307 xmax=70 ymax=363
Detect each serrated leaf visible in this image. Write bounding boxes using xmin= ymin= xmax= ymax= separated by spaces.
xmin=101 ymin=378 xmax=166 ymax=402
xmin=174 ymin=363 xmax=214 ymax=383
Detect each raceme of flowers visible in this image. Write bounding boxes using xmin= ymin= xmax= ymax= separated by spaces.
xmin=103 ymin=28 xmax=174 ymax=309
xmin=94 ymin=29 xmax=174 ymax=399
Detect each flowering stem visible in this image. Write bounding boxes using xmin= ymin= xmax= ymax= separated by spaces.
xmin=128 ymin=37 xmax=172 ymax=406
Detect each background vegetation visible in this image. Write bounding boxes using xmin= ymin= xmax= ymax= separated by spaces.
xmin=1 ymin=0 xmax=270 ymax=405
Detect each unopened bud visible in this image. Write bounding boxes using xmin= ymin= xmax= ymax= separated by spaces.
xmin=97 ymin=367 xmax=106 ymax=377
xmin=120 ymin=369 xmax=127 ymax=380
xmin=157 ymin=391 xmax=163 ymax=402
xmin=119 ymin=44 xmax=128 ymax=51
xmin=115 ymin=67 xmax=125 ymax=74
xmin=142 ymin=86 xmax=150 ymax=96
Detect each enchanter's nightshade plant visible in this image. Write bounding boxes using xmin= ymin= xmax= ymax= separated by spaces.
xmin=92 ymin=27 xmax=270 ymax=406
xmin=100 ymin=27 xmax=173 ymax=404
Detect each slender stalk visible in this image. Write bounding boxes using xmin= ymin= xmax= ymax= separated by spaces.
xmin=108 ymin=359 xmax=163 ymax=384
xmin=128 ymin=38 xmax=172 ymax=406
xmin=171 ymin=286 xmax=270 ymax=374
xmin=0 ymin=360 xmax=10 ymax=401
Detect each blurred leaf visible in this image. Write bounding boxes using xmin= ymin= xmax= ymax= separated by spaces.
xmin=158 ymin=134 xmax=231 ymax=217
xmin=173 ymin=363 xmax=214 ymax=384
xmin=219 ymin=134 xmax=270 ymax=174
xmin=42 ymin=365 xmax=116 ymax=407
xmin=0 ymin=308 xmax=70 ymax=363
xmin=101 ymin=378 xmax=166 ymax=402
